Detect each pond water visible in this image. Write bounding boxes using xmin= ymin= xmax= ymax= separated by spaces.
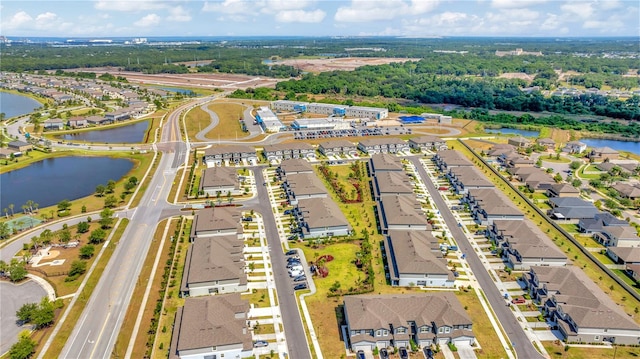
xmin=56 ymin=120 xmax=149 ymax=144
xmin=485 ymin=128 xmax=540 ymax=137
xmin=0 ymin=92 xmax=42 ymax=119
xmin=581 ymin=138 xmax=640 ymax=156
xmin=158 ymin=87 xmax=195 ymax=95
xmin=0 ymin=156 xmax=134 ymax=210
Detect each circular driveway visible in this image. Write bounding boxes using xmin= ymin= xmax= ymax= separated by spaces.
xmin=0 ymin=280 xmax=47 ymax=355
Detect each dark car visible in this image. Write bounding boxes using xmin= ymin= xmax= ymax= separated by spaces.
xmin=253 ymin=340 xmax=269 ymax=348
xmin=242 ymin=216 xmax=252 ymax=222
xmin=357 ymin=350 xmax=365 ymax=359
xmin=287 ymin=257 xmax=300 ymax=263
xmin=294 ymin=283 xmax=308 ymax=290
xmin=423 ymin=347 xmax=434 ymax=359
xmin=379 ymin=348 xmax=389 ymax=359
xmin=287 ymin=234 xmax=298 ymax=241
xmin=284 ymin=209 xmax=292 ymax=215
xmin=293 ymin=275 xmax=306 ymax=282
xmin=285 ymin=250 xmax=297 ymax=256
xmin=399 ymin=347 xmax=408 ymax=359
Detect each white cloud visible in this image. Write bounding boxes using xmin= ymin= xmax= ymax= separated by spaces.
xmin=4 ymin=11 xmax=33 ymax=30
xmin=335 ymin=0 xmax=440 ymax=22
xmin=95 ymin=1 xmax=167 ymax=12
xmin=598 ymin=0 xmax=622 ymax=10
xmin=561 ymin=1 xmax=594 ymax=19
xmin=275 ymin=9 xmax=326 ymax=23
xmin=491 ymin=0 xmax=547 ymax=9
xmin=167 ymin=6 xmax=191 ymax=22
xmin=264 ymin=0 xmax=315 ymax=11
xmin=540 ymin=13 xmax=561 ymax=30
xmin=35 ymin=12 xmax=57 ymax=22
xmin=202 ymin=0 xmax=256 ymax=14
xmin=583 ymin=19 xmax=623 ymax=30
xmin=134 ymin=13 xmax=161 ymax=27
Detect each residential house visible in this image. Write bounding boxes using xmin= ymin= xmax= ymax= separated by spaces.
xmin=526 ymin=266 xmax=640 ymax=345
xmin=202 ymin=145 xmax=258 ymax=167
xmin=537 ymin=138 xmax=556 ymax=150
xmin=67 ymin=116 xmax=88 ymax=128
xmin=547 ymin=197 xmax=599 ymax=222
xmin=432 ymin=150 xmax=473 ymax=171
xmin=446 ymin=166 xmax=494 ymax=194
xmin=509 ymin=167 xmax=555 ymax=191
xmin=577 ymin=212 xmax=628 ymax=234
xmin=104 ymin=108 xmax=132 ymax=122
xmin=86 ymin=115 xmax=110 ymax=125
xmin=318 ymin=139 xmax=358 ymax=157
xmin=180 ymin=235 xmax=247 ymax=297
xmin=507 ymin=136 xmax=530 ymax=148
xmin=464 ymin=188 xmax=524 ymax=225
xmin=593 ymin=226 xmax=640 ymax=247
xmin=562 ymin=141 xmax=587 ymax=154
xmin=488 ymin=220 xmax=566 ymax=270
xmin=377 ymin=194 xmax=431 ymax=233
xmin=199 ymin=167 xmax=240 ymax=196
xmin=7 ymin=140 xmax=32 ymax=153
xmin=282 ymin=173 xmax=328 ymax=205
xmin=358 ymin=138 xmax=409 ymax=155
xmin=295 ymin=197 xmax=351 ymax=238
xmin=169 ymin=294 xmax=252 ymax=359
xmin=277 ymin=158 xmax=314 ymax=177
xmin=369 ymin=153 xmax=403 ymax=174
xmin=372 ymin=171 xmax=414 ymax=199
xmin=612 ymin=183 xmax=640 ymax=200
xmin=606 ymin=247 xmax=640 ymax=265
xmin=503 ymin=153 xmax=534 ymax=168
xmin=547 ymin=183 xmax=580 ymax=198
xmin=343 ymin=293 xmax=474 ymax=352
xmin=487 ymin=144 xmax=516 ymax=158
xmin=263 ymin=143 xmax=315 ymax=162
xmin=408 ymin=135 xmax=447 ymax=152
xmin=190 ymin=207 xmax=242 ymax=241
xmin=43 ymin=118 xmax=64 ymax=130
xmin=588 ymin=147 xmax=619 ymax=162
xmin=384 ymin=230 xmax=454 ymax=287
xmin=0 ymin=148 xmax=14 ymax=159
xmin=596 ymin=162 xmax=633 ymax=176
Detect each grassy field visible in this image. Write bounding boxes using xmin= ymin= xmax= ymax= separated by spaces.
xmin=456 ymin=139 xmax=640 ymax=314
xmin=152 ymin=219 xmax=191 ymax=359
xmin=184 ymin=102 xmax=247 ymax=141
xmin=544 ymin=341 xmax=640 ymax=359
xmin=112 ymin=218 xmax=179 ymax=359
xmin=40 ymin=218 xmax=129 ymax=358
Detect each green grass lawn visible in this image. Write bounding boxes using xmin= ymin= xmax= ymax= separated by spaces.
xmin=541 ymin=156 xmax=571 ymax=164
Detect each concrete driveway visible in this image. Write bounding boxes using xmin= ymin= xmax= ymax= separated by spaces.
xmin=456 ymin=342 xmax=478 ymax=359
xmin=0 ymin=280 xmax=47 ymax=355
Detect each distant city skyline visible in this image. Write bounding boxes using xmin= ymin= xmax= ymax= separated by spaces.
xmin=1 ymin=0 xmax=639 ymax=38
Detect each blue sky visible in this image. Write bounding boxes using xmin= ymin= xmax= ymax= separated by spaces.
xmin=2 ymin=0 xmax=639 ymax=38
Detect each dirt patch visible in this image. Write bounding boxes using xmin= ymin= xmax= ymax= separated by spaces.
xmin=276 ymin=57 xmax=420 ymax=73
xmin=498 ymin=72 xmax=535 ymax=81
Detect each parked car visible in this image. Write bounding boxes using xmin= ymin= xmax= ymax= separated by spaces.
xmin=287 ymin=256 xmax=300 ymax=262
xmin=253 ymin=340 xmax=269 ymax=348
xmin=357 ymin=350 xmax=365 ymax=359
xmin=284 ymin=209 xmax=292 ymax=215
xmin=242 ymin=216 xmax=253 ymax=222
xmin=379 ymin=348 xmax=389 ymax=359
xmin=423 ymin=347 xmax=434 ymax=359
xmin=294 ymin=283 xmax=308 ymax=290
xmin=289 ymin=269 xmax=303 ymax=278
xmin=511 ymin=297 xmax=526 ymax=304
xmin=399 ymin=347 xmax=408 ymax=359
xmin=438 ymin=186 xmax=449 ymax=191
xmin=287 ymin=234 xmax=298 ymax=241
xmin=293 ymin=275 xmax=306 ymax=282
xmin=285 ymin=250 xmax=297 ymax=256
xmin=287 ymin=264 xmax=303 ymax=272
xmin=452 ymin=271 xmax=459 ymax=278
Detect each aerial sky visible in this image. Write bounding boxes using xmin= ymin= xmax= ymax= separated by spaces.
xmin=2 ymin=0 xmax=639 ymax=38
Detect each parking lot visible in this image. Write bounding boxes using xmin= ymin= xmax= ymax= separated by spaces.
xmin=293 ymin=125 xmax=411 ymax=140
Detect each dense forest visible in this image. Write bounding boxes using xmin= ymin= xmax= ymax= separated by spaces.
xmin=275 ymin=62 xmax=640 ymax=120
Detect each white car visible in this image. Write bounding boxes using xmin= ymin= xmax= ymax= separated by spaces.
xmin=289 ymin=269 xmax=303 ymax=277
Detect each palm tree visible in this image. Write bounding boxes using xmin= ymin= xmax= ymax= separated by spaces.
xmin=33 ymin=202 xmax=39 ymax=213
xmin=3 ymin=208 xmax=8 ymax=219
xmin=21 ymin=205 xmax=28 ymax=215
xmin=8 ymin=204 xmax=14 ymax=217
xmin=25 ymin=200 xmax=35 ymax=214
xmin=227 ymin=191 xmax=233 ymax=205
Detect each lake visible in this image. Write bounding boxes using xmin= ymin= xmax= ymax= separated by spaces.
xmin=0 ymin=156 xmax=134 ymax=210
xmin=56 ymin=120 xmax=150 ymax=144
xmin=581 ymin=138 xmax=640 ymax=156
xmin=158 ymin=87 xmax=195 ymax=95
xmin=0 ymin=92 xmax=42 ymax=119
xmin=486 ymin=128 xmax=540 ymax=137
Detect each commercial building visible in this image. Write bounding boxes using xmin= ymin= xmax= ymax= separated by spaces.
xmin=292 ymin=117 xmax=352 ymax=130
xmin=255 ymin=106 xmax=284 ymax=132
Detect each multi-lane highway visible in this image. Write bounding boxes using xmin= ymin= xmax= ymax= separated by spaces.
xmin=58 ymin=98 xmax=202 ymax=359
xmin=408 ymin=156 xmax=544 ymax=359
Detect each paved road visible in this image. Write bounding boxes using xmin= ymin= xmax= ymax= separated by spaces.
xmin=0 ymin=280 xmax=47 ymax=354
xmin=58 ymin=98 xmax=195 ymax=359
xmin=408 ymin=156 xmax=544 ymax=359
xmin=247 ymin=168 xmax=312 ymax=359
